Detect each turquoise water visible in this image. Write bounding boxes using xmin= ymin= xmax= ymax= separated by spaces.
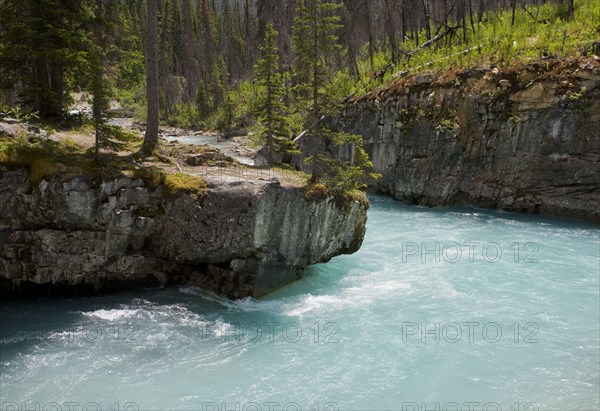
xmin=1 ymin=195 xmax=599 ymax=410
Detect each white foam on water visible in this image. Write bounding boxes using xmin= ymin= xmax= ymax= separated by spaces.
xmin=82 ymin=309 xmax=141 ymax=321
xmin=283 ymin=277 xmax=413 ymax=317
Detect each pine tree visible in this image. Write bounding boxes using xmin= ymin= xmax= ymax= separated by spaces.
xmin=292 ymin=0 xmax=376 ymax=190
xmin=196 ymin=79 xmax=211 ymax=120
xmin=181 ymin=0 xmax=200 ymax=100
xmin=292 ymin=0 xmax=343 ymax=180
xmin=91 ymin=0 xmax=108 ymax=159
xmin=255 ymin=22 xmax=290 ymax=163
xmin=142 ymin=0 xmax=159 ymax=154
xmin=0 ymin=0 xmax=94 ymax=118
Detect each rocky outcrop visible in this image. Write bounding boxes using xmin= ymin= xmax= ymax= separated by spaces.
xmin=334 ymin=58 xmax=600 ymax=222
xmin=0 ymin=167 xmax=367 ymax=298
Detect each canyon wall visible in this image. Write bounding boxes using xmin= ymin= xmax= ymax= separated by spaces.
xmin=335 ymin=58 xmax=600 ymax=221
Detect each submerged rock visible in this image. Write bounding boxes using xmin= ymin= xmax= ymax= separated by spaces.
xmin=0 ymin=167 xmax=368 ymax=298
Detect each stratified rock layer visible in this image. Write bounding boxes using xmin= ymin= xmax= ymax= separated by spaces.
xmin=0 ymin=168 xmax=367 ymax=298
xmin=335 ymin=59 xmax=600 ymax=221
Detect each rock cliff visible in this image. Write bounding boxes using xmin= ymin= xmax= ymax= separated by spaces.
xmin=334 ymin=58 xmax=600 ymax=222
xmin=0 ymin=165 xmax=367 ymax=298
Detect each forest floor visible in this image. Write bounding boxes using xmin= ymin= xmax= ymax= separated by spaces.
xmin=0 ymin=114 xmax=308 ymax=190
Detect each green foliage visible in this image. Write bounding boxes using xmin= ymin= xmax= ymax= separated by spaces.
xmin=436 ymin=119 xmax=460 ymax=133
xmin=196 ymin=79 xmax=211 ymax=121
xmin=292 ymin=0 xmax=343 ymax=119
xmin=290 ymin=0 xmax=376 ymax=192
xmin=94 ymin=124 xmax=142 ymax=153
xmin=304 ymin=129 xmax=379 ymax=193
xmin=233 ymin=80 xmax=261 ymax=127
xmin=0 ymin=103 xmax=39 ymax=123
xmin=0 ymin=0 xmax=95 ymax=118
xmin=568 ymin=86 xmax=587 ymax=100
xmin=113 ymin=83 xmax=147 ymax=121
xmin=354 ymin=0 xmax=600 ymax=98
xmin=0 ymin=135 xmax=124 ymax=184
xmin=324 ymin=70 xmax=355 ymax=108
xmin=215 ymin=92 xmax=235 ymax=131
xmin=255 ymin=22 xmax=293 ymax=163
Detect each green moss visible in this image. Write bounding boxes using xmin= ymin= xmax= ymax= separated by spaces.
xmin=29 ymin=159 xmax=79 ymax=185
xmin=132 ymin=166 xmax=165 ymax=189
xmin=163 ymin=173 xmax=208 ymax=201
xmin=332 ymin=189 xmax=370 ymax=212
xmin=0 ymin=137 xmax=208 ymax=204
xmin=339 ymin=189 xmax=369 ymax=208
xmin=303 ymin=182 xmax=330 ymax=202
xmin=304 ymin=181 xmax=369 ymax=210
xmin=0 ymin=136 xmax=132 ymax=185
xmin=435 ymin=118 xmax=460 ymax=133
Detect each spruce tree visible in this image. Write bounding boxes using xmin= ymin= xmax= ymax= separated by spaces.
xmin=255 ymin=22 xmax=290 ymax=163
xmin=91 ymin=0 xmax=108 ymax=159
xmin=0 ymin=0 xmax=94 ymax=118
xmin=292 ymin=0 xmax=342 ymax=180
xmin=292 ymin=0 xmax=377 ymax=190
xmin=196 ymin=79 xmax=211 ymax=121
xmin=142 ymin=0 xmax=159 ymax=154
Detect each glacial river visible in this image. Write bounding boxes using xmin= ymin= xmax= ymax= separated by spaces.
xmin=1 ymin=195 xmax=599 ymax=410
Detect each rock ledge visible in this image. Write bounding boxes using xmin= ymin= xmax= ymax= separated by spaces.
xmin=0 ymin=167 xmax=368 ymax=298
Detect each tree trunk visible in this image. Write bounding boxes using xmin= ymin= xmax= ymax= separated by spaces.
xmin=401 ymin=0 xmax=407 ymax=44
xmin=477 ymin=0 xmax=485 ymax=23
xmin=33 ymin=56 xmax=49 ymax=115
xmin=143 ymin=0 xmax=159 ymax=154
xmin=422 ymin=0 xmax=431 ymax=41
xmin=386 ymin=0 xmax=397 ymax=63
xmin=311 ymin=0 xmax=320 ymax=181
xmin=31 ymin=2 xmax=50 ymax=116
xmin=468 ymin=0 xmax=476 ymax=35
xmin=92 ymin=0 xmax=104 ymax=160
xmin=363 ymin=0 xmax=374 ymax=70
xmin=266 ymin=56 xmax=273 ymax=163
xmin=50 ymin=60 xmax=64 ymax=118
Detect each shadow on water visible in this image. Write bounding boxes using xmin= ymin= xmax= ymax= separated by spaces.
xmin=368 ymin=193 xmax=600 ymax=232
xmin=0 ymin=286 xmax=289 ymax=365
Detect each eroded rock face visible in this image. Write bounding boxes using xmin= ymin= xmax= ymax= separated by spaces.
xmin=0 ymin=168 xmax=368 ymax=298
xmin=334 ymin=60 xmax=600 ymax=222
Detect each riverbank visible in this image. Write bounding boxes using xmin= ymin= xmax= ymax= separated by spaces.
xmin=0 ymin=120 xmax=368 ymax=299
